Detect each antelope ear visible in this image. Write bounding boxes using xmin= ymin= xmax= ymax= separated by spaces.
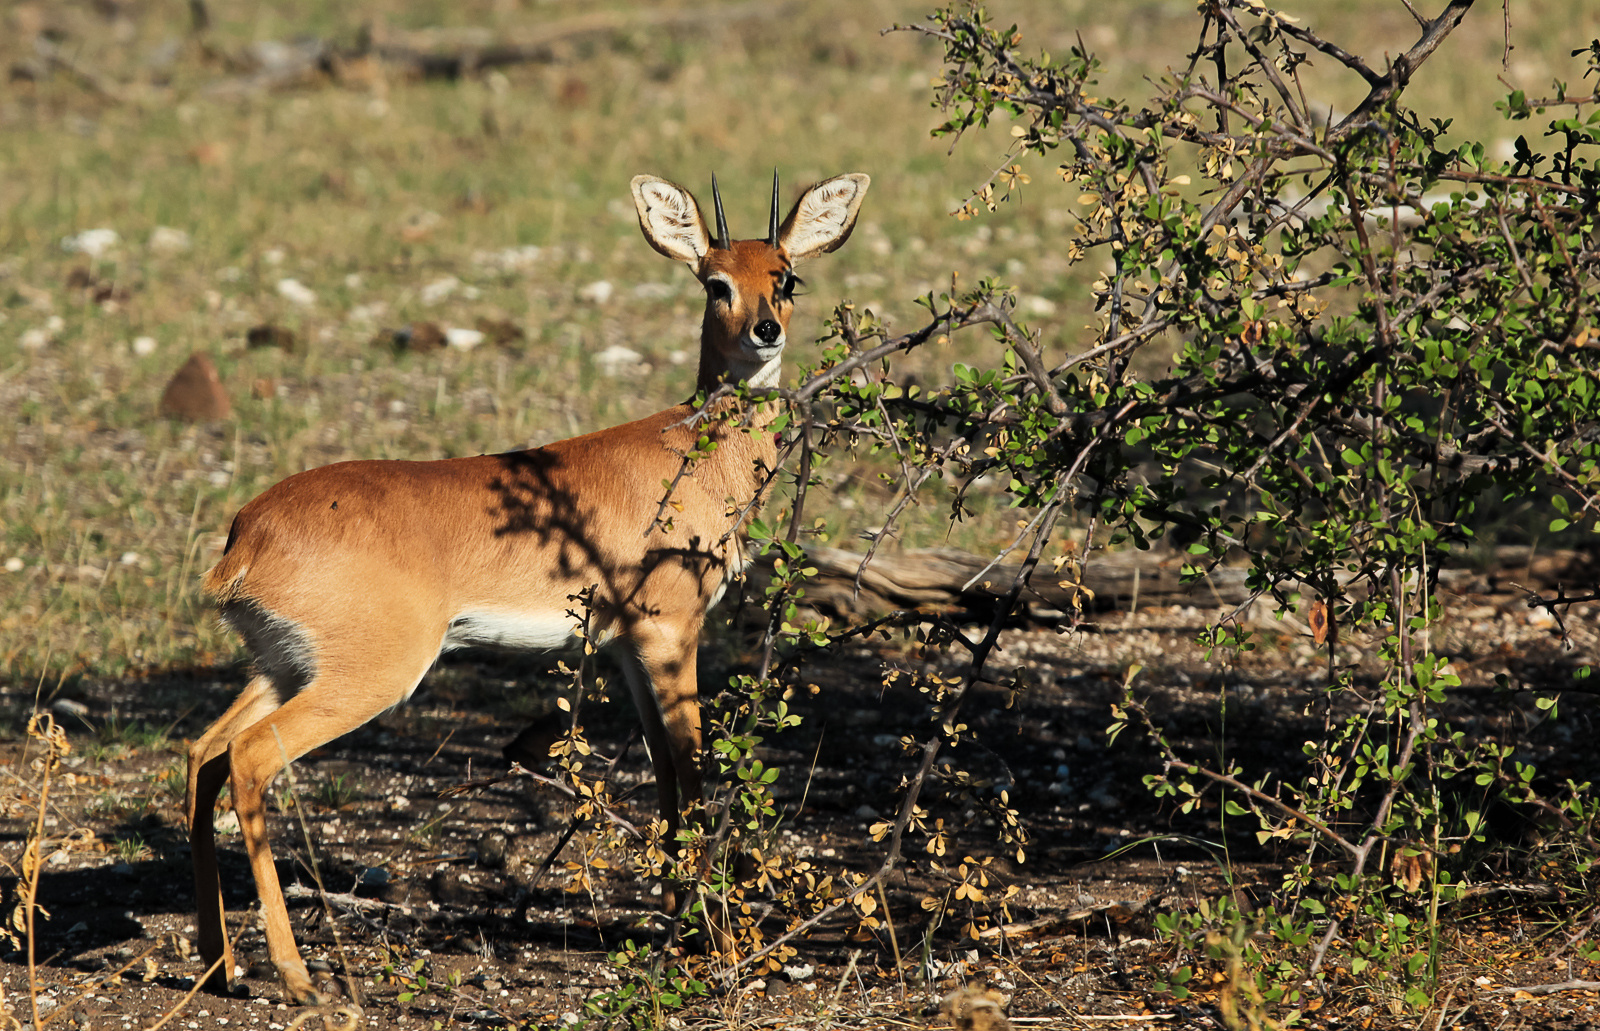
xmin=777 ymin=173 xmax=871 ymax=265
xmin=631 ymin=175 xmax=710 ymax=267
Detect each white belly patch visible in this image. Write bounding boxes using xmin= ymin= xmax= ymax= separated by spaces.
xmin=442 ymin=611 xmax=581 ymax=652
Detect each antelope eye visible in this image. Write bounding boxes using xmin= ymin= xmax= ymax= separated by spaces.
xmin=705 ymin=278 xmax=733 ymax=304
xmin=779 ymin=273 xmax=804 ymax=298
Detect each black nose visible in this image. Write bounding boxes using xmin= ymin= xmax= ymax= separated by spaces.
xmin=754 ymin=319 xmax=782 ymax=344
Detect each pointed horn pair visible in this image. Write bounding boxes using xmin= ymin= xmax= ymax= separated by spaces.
xmin=707 ymin=171 xmax=782 ymax=250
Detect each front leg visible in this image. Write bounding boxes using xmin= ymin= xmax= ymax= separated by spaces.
xmin=618 ymin=623 xmax=704 ymax=853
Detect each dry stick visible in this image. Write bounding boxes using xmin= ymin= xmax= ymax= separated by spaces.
xmin=17 ymin=657 xmax=52 ymax=790
xmin=693 ymin=409 xmax=819 ymax=916
xmin=1213 ymin=6 xmax=1312 ymax=135
xmin=1430 ymin=983 xmax=1457 ymax=1031
xmin=877 ymin=880 xmax=904 ymax=999
xmin=816 ymin=949 xmax=862 ymax=1031
xmin=748 ymin=397 xmax=818 ymax=682
xmin=1058 ymin=1015 xmax=1177 ymax=1023
xmin=788 ymin=304 xmax=995 ymax=406
xmin=33 ymin=38 xmax=122 ymax=103
xmin=282 ymin=885 xmax=416 ymax=945
xmin=1153 ymin=751 xmax=1355 ymax=859
xmin=963 ymin=392 xmax=1133 ymax=597
xmin=717 ymin=422 xmax=804 ymax=553
xmin=21 ymin=713 xmax=69 ymax=1031
xmin=1490 ymin=980 xmax=1600 ymax=996
xmin=442 ymin=762 xmax=644 ymax=841
xmin=1331 ymin=0 xmax=1477 ymax=137
xmin=851 ymin=460 xmax=946 ymax=588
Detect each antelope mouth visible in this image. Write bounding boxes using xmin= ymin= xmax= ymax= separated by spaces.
xmin=739 ymin=335 xmax=786 ymax=361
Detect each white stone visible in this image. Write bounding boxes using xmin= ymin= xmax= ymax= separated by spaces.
xmin=20 ymin=328 xmax=49 ymax=350
xmin=133 ymin=336 xmax=158 ymax=356
xmin=348 ymin=302 xmax=387 ymax=324
xmin=276 ymin=278 xmax=316 ymax=306
xmin=148 ymin=226 xmax=192 ymax=254
xmin=594 ymin=344 xmax=642 ymax=375
xmin=61 ymin=228 xmax=120 ymax=257
xmin=578 ymin=280 xmax=614 ymax=305
xmin=421 ymin=276 xmax=460 ymax=305
xmin=445 ymin=327 xmax=485 ymax=350
xmin=472 ymin=245 xmax=541 ymax=272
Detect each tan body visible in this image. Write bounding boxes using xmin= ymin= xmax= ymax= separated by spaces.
xmin=184 ymin=172 xmax=869 ymax=1004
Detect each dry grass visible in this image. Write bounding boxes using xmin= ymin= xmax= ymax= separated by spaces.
xmin=0 ymin=0 xmax=1589 ymax=685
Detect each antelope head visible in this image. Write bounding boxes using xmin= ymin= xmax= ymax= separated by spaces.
xmin=631 ymin=171 xmax=870 ymax=389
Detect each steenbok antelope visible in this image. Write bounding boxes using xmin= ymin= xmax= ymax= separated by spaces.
xmin=185 ymin=172 xmax=869 ymax=1003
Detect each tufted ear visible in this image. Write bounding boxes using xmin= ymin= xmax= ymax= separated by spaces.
xmin=631 ymin=175 xmax=711 ymax=268
xmin=777 ymin=173 xmax=871 ymax=265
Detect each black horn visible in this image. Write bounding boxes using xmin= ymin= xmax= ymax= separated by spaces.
xmin=767 ymin=168 xmax=781 ymax=247
xmin=711 ymin=174 xmax=730 ymax=250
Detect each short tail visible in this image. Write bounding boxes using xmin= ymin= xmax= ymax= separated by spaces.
xmin=202 ymin=516 xmax=250 ymax=602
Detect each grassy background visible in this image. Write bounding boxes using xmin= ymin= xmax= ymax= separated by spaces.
xmin=1 ymin=0 xmax=1594 ymax=691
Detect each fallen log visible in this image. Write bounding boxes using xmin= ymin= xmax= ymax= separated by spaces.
xmin=367 ymin=3 xmax=783 ymax=79
xmin=199 ymin=2 xmax=788 ymax=96
xmin=745 ymin=544 xmax=1598 ymax=624
xmin=751 ymin=546 xmax=1262 ymax=623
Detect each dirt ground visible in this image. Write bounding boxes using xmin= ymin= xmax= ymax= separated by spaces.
xmin=4 ymin=580 xmax=1599 ymax=1030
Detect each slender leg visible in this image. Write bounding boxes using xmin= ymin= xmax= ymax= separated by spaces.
xmin=225 ymin=642 xmax=438 ymax=1005
xmin=619 ymin=623 xmax=704 ymax=852
xmin=619 ymin=621 xmax=737 ymax=952
xmin=186 ymin=676 xmax=281 ymax=992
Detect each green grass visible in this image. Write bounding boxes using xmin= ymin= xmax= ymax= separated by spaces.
xmin=0 ymin=0 xmax=1590 ymax=691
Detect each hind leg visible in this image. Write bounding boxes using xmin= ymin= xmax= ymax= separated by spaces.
xmin=225 ymin=645 xmax=438 ymax=1004
xmin=187 ymin=675 xmax=282 ymax=992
